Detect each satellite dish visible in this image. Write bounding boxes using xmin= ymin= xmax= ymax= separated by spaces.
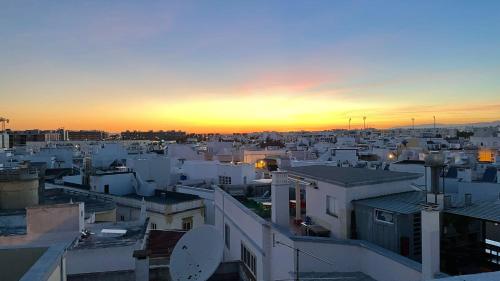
xmin=170 ymin=225 xmax=224 ymax=281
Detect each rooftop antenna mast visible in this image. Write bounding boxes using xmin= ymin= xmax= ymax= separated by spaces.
xmin=412 ymin=118 xmax=415 ymax=135
xmin=0 ymin=117 xmax=9 ymax=132
xmin=348 ymin=117 xmax=351 ymax=131
xmin=363 ymin=116 xmax=367 ymax=130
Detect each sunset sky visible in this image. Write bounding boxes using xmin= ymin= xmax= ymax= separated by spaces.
xmin=1 ymin=1 xmax=500 ymax=133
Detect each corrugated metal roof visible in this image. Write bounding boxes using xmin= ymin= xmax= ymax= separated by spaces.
xmin=445 ymin=201 xmax=500 ymax=223
xmin=354 ymin=191 xmax=425 ymax=214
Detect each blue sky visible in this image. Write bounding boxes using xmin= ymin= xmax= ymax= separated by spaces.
xmin=1 ymin=0 xmax=499 ymax=132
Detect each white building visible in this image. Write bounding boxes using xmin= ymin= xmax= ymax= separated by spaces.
xmin=214 ymin=172 xmax=424 ymax=281
xmin=89 ymin=171 xmax=135 ymax=195
xmin=286 ymin=165 xmax=420 ymax=239
xmin=243 ymin=149 xmax=287 ymax=164
xmin=179 ymin=160 xmax=255 ymax=186
xmin=127 ymin=154 xmax=171 ymax=195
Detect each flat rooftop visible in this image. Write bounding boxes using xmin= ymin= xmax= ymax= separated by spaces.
xmin=0 ymin=209 xmax=27 ymax=236
xmin=70 ymin=220 xmax=148 ymax=250
xmin=392 ymin=160 xmax=425 ymax=165
xmin=43 ymin=188 xmax=116 ymax=214
xmin=0 ymin=247 xmax=47 ymax=281
xmin=286 ymin=165 xmax=421 ymax=187
xmin=124 ymin=191 xmax=201 ymax=205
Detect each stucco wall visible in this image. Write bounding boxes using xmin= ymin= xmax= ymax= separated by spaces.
xmin=0 ymin=178 xmax=38 ymax=209
xmin=66 ymin=244 xmax=138 ymax=275
xmin=306 ymin=179 xmax=415 ymax=239
xmin=27 ymin=203 xmax=83 ymax=234
xmin=215 ymin=187 xmax=270 ymax=280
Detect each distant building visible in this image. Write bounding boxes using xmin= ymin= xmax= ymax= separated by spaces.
xmin=8 ymin=130 xmax=61 ymax=146
xmin=67 ymin=130 xmax=107 ymax=141
xmin=120 ymin=130 xmax=186 ymax=141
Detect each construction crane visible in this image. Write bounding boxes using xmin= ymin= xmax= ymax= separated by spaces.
xmin=0 ymin=117 xmax=9 ymax=132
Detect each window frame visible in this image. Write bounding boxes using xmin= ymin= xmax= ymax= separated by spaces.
xmin=240 ymin=242 xmax=257 ymax=276
xmin=374 ymin=209 xmax=395 ymax=225
xmin=219 ymin=175 xmax=232 ymax=185
xmin=182 ymin=216 xmax=193 ymax=231
xmin=326 ymin=195 xmax=338 ymax=217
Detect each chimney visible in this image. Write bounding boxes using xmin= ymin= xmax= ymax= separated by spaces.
xmin=464 ymin=193 xmax=472 ymax=206
xmin=133 ymin=250 xmax=149 ymax=281
xmin=140 ymin=197 xmax=147 ymax=222
xmin=421 ymin=206 xmax=441 ymax=280
xmin=78 ymin=202 xmax=85 ymax=233
xmin=425 ymin=153 xmax=445 ymax=209
xmin=271 ymin=171 xmax=290 ymax=227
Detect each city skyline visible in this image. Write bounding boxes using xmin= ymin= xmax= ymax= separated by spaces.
xmin=1 ymin=1 xmax=500 ymax=133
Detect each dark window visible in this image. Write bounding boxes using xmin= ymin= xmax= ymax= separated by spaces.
xmin=182 ymin=217 xmax=193 ymax=230
xmin=219 ymin=176 xmax=232 ymax=185
xmin=241 ymin=242 xmax=256 ymax=276
xmin=225 ymin=224 xmax=231 ymax=249
xmin=104 ymin=184 xmax=109 ymax=194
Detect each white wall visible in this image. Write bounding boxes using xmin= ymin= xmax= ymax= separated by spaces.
xmin=89 ymin=173 xmax=135 ymax=195
xmin=0 ymin=133 xmax=9 ymax=149
xmin=182 ymin=161 xmax=218 ymax=182
xmin=215 ymin=186 xmax=423 ymax=281
xmin=175 ymin=186 xmax=215 ymax=224
xmin=181 ymin=161 xmax=255 ymax=186
xmin=127 ymin=155 xmax=170 ymax=189
xmin=215 ymin=187 xmax=271 ymax=280
xmin=90 ymin=143 xmax=128 ymax=169
xmin=217 ymin=163 xmax=255 ymax=185
xmin=389 ymin=163 xmax=425 ymax=186
xmin=306 ymin=179 xmax=415 ymax=239
xmin=331 ymin=149 xmax=358 ymax=165
xmin=66 ymin=244 xmax=138 ymax=275
xmin=270 ymin=234 xmax=422 ymax=281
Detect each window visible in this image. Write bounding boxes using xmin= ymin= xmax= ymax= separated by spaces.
xmin=326 ymin=196 xmax=337 ymax=216
xmin=120 ymin=215 xmax=125 ymax=221
xmin=241 ymin=243 xmax=256 ymax=276
xmin=150 ymin=222 xmax=157 ymax=230
xmin=182 ymin=216 xmax=193 ymax=231
xmin=375 ymin=209 xmax=394 ymax=224
xmin=104 ymin=184 xmax=109 ymax=194
xmin=224 ymin=224 xmax=231 ymax=249
xmin=219 ymin=176 xmax=232 ymax=185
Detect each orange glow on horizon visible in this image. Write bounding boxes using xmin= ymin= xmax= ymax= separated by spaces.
xmin=4 ymin=94 xmax=500 ymax=133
